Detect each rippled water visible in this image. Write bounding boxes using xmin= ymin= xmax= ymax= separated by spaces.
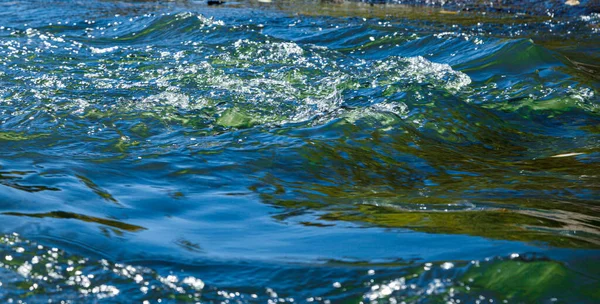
xmin=0 ymin=0 xmax=599 ymax=302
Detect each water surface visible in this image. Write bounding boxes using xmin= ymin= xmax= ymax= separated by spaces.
xmin=0 ymin=0 xmax=599 ymax=302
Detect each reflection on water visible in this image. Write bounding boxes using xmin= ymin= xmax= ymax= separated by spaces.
xmin=0 ymin=233 xmax=204 ymax=302
xmin=0 ymin=0 xmax=599 ymax=302
xmin=1 ymin=233 xmax=598 ymax=303
xmin=3 ymin=211 xmax=146 ymax=232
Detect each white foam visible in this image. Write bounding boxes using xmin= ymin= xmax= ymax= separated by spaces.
xmin=90 ymin=46 xmax=119 ymax=54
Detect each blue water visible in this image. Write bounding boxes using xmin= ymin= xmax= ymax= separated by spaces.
xmin=0 ymin=0 xmax=599 ymax=302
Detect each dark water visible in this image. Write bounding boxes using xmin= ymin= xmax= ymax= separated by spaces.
xmin=0 ymin=0 xmax=599 ymax=302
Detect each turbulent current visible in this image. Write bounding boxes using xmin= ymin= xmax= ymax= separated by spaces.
xmin=0 ymin=0 xmax=599 ymax=303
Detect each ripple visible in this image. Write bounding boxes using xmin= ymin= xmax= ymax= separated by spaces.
xmin=0 ymin=1 xmax=599 ymax=302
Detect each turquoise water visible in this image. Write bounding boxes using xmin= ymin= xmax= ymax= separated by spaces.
xmin=0 ymin=0 xmax=599 ymax=302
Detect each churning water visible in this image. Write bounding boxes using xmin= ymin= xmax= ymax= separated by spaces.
xmin=0 ymin=0 xmax=599 ymax=302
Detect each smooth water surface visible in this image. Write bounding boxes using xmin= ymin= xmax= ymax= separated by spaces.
xmin=0 ymin=0 xmax=599 ymax=302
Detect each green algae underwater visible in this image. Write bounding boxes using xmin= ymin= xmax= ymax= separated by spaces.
xmin=0 ymin=0 xmax=599 ymax=303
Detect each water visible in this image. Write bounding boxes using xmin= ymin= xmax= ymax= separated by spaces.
xmin=0 ymin=0 xmax=599 ymax=302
